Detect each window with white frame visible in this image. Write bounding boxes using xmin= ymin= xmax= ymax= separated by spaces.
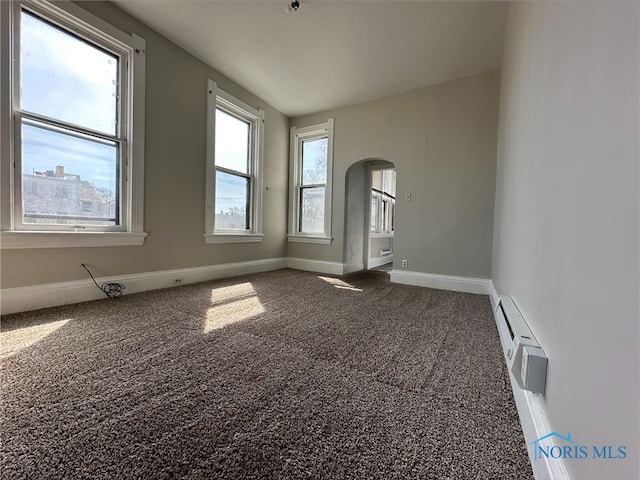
xmin=371 ymin=169 xmax=396 ymax=234
xmin=204 ymin=80 xmax=264 ymax=244
xmin=1 ymin=0 xmax=146 ymax=249
xmin=288 ymin=119 xmax=334 ymax=244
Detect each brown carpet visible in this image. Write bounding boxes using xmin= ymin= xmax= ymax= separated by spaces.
xmin=0 ymin=268 xmax=533 ymax=479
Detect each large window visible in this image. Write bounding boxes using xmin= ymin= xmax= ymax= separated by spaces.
xmin=1 ymin=0 xmax=146 ymax=248
xmin=205 ymin=80 xmax=264 ymax=243
xmin=288 ymin=120 xmax=334 ymax=244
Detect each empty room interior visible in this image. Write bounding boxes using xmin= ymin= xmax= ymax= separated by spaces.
xmin=1 ymin=1 xmax=638 ymax=479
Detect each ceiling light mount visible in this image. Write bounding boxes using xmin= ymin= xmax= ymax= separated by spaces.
xmin=286 ymin=1 xmax=300 ymax=13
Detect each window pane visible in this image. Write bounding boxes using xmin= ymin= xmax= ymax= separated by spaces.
xmin=301 ymin=137 xmax=327 ymax=185
xmin=383 ymin=170 xmax=396 ymax=196
xmin=382 ymin=199 xmax=389 ymax=232
xmin=371 ymin=194 xmax=379 ymax=232
xmin=22 ymin=121 xmax=119 ymax=226
xmin=300 ymin=186 xmax=325 ymax=233
xmin=20 ymin=10 xmax=118 ymax=135
xmin=215 ymin=171 xmax=249 ymax=230
xmin=390 ymin=199 xmax=395 ymax=232
xmin=371 ymin=170 xmax=383 ymax=191
xmin=215 ymin=109 xmax=249 ymax=174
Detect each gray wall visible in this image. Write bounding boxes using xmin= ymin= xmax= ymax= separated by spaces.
xmin=493 ymin=3 xmax=639 ymax=479
xmin=1 ymin=1 xmax=290 ymax=288
xmin=344 ymin=163 xmax=366 ymax=269
xmin=370 ymin=237 xmax=392 ymax=257
xmin=290 ymin=70 xmax=500 ymax=278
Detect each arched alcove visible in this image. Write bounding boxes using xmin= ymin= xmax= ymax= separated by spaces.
xmin=343 ymin=158 xmax=396 ymax=273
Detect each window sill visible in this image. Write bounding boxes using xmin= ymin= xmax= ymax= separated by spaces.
xmin=370 ymin=232 xmax=395 ymax=238
xmin=204 ymin=233 xmax=264 ymax=244
xmin=0 ymin=231 xmax=148 ymax=249
xmin=287 ymin=234 xmax=333 ymax=245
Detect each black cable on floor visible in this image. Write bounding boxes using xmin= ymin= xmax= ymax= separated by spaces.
xmin=81 ymin=263 xmax=125 ymax=299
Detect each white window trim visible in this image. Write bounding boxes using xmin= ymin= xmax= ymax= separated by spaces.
xmin=288 ymin=119 xmax=334 ymax=244
xmin=0 ymin=231 xmax=148 ymax=249
xmin=370 ymin=232 xmax=395 ymax=239
xmin=0 ymin=0 xmax=146 ymax=249
xmin=204 ymin=80 xmax=264 ymax=244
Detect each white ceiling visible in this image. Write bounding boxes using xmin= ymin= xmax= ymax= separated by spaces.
xmin=113 ymin=1 xmax=509 ymax=117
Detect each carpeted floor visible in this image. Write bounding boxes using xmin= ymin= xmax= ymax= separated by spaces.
xmin=0 ymin=268 xmax=533 ymax=479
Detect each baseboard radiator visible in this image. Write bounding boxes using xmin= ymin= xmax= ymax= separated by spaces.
xmin=494 ymin=296 xmax=548 ymax=395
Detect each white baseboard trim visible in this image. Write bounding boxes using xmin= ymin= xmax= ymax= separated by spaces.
xmin=286 ymin=257 xmax=345 ymax=276
xmin=489 ymin=280 xmax=500 ymax=313
xmin=390 ymin=270 xmax=491 ymax=295
xmin=491 ymin=288 xmax=569 ymax=480
xmin=368 ymin=255 xmax=393 ymax=269
xmin=1 ymin=257 xmax=287 ymax=315
xmin=522 ymin=389 xmax=571 ymax=480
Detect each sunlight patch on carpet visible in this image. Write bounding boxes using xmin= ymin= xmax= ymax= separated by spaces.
xmin=0 ymin=318 xmax=71 ymax=359
xmin=204 ymin=283 xmax=265 ymax=333
xmin=318 ymin=276 xmax=363 ymax=292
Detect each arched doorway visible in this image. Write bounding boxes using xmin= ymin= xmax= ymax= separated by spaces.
xmin=344 ymin=159 xmax=396 ymax=273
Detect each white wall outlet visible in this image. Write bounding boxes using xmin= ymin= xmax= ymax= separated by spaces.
xmin=401 ymin=259 xmax=408 ymax=268
xmin=172 ymin=278 xmax=183 ymax=285
xmin=404 ymin=193 xmax=412 ymax=202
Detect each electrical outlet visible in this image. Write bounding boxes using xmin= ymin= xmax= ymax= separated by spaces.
xmin=172 ymin=278 xmax=183 ymax=285
xmin=401 ymin=259 xmax=408 ymax=268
